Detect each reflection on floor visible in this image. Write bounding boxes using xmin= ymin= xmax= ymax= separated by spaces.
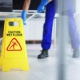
xmin=0 ymin=44 xmax=80 ymax=80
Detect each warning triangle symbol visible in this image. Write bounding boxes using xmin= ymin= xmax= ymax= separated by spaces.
xmin=6 ymin=38 xmax=22 ymax=51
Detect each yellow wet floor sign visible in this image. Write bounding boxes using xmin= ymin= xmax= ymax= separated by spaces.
xmin=0 ymin=18 xmax=29 ymax=71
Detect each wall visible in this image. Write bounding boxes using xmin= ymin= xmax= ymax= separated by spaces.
xmin=13 ymin=0 xmax=40 ymax=10
xmin=76 ymin=0 xmax=80 ymax=14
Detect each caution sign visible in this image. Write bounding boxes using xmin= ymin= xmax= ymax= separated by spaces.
xmin=0 ymin=18 xmax=29 ymax=72
xmin=6 ymin=38 xmax=22 ymax=51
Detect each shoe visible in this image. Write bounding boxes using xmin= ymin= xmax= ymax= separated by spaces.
xmin=72 ymin=48 xmax=80 ymax=58
xmin=37 ymin=49 xmax=48 ymax=59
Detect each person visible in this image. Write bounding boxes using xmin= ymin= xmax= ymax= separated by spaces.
xmin=21 ymin=0 xmax=80 ymax=59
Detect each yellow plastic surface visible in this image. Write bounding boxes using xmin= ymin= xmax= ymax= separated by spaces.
xmin=0 ymin=18 xmax=29 ymax=72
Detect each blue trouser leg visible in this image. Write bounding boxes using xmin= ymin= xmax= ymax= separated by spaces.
xmin=41 ymin=1 xmax=56 ymax=50
xmin=41 ymin=0 xmax=80 ymax=50
xmin=67 ymin=0 xmax=80 ymax=49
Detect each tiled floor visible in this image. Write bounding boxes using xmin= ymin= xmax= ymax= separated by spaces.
xmin=0 ymin=44 xmax=80 ymax=80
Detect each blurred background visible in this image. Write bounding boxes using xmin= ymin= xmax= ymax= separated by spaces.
xmin=0 ymin=0 xmax=80 ymax=80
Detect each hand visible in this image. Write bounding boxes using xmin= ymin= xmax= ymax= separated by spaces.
xmin=37 ymin=5 xmax=45 ymax=13
xmin=21 ymin=10 xmax=27 ymax=25
xmin=37 ymin=0 xmax=48 ymax=13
